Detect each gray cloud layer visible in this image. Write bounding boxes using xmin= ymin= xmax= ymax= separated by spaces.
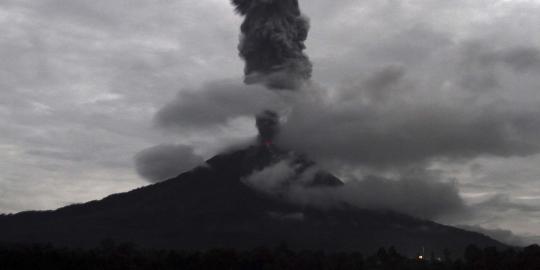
xmin=0 ymin=0 xmax=242 ymax=212
xmin=278 ymin=66 xmax=540 ymax=169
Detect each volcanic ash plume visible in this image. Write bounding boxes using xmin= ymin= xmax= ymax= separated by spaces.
xmin=256 ymin=110 xmax=279 ymax=144
xmin=232 ymin=0 xmax=312 ymax=90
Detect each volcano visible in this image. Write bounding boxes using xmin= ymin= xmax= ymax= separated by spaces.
xmin=0 ymin=140 xmax=504 ymax=256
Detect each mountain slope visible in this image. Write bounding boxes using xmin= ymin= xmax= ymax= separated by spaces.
xmin=0 ymin=144 xmax=505 ymax=255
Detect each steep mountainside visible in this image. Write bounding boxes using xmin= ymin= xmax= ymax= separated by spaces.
xmin=0 ymin=144 xmax=505 ymax=255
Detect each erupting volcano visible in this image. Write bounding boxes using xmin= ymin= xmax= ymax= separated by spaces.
xmin=0 ymin=0 xmax=509 ymax=256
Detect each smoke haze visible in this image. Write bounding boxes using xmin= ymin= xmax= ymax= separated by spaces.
xmin=277 ymin=66 xmax=540 ymax=170
xmin=243 ymin=158 xmax=465 ymax=220
xmin=135 ymin=144 xmax=204 ymax=183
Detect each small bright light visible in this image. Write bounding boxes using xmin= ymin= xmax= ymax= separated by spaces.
xmin=418 ymin=255 xmax=423 ymax=260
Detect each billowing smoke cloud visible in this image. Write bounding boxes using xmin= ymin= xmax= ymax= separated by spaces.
xmin=134 ymin=144 xmax=204 ymax=183
xmin=232 ymin=0 xmax=312 ymax=90
xmin=243 ymin=160 xmax=296 ymax=194
xmin=277 ymin=65 xmax=540 ymax=170
xmin=243 ymin=159 xmax=465 ymax=220
xmin=155 ymin=80 xmax=283 ymax=132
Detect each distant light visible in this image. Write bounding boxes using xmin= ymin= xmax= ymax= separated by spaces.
xmin=418 ymin=255 xmax=423 ymax=260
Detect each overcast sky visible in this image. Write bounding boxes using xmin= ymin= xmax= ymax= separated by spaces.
xmin=1 ymin=0 xmax=540 ymax=244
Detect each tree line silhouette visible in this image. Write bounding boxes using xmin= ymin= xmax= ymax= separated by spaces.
xmin=1 ymin=241 xmax=539 ymax=270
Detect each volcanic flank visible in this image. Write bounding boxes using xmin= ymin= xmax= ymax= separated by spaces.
xmin=0 ymin=115 xmax=505 ymax=255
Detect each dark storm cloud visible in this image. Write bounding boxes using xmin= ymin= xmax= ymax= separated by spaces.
xmin=232 ymin=0 xmax=312 ymax=89
xmin=134 ymin=144 xmax=204 ymax=183
xmin=155 ymin=80 xmax=282 ymax=132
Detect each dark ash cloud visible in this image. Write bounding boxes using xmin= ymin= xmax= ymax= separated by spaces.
xmin=134 ymin=144 xmax=204 ymax=183
xmin=232 ymin=0 xmax=312 ymax=90
xmin=277 ymin=66 xmax=540 ymax=170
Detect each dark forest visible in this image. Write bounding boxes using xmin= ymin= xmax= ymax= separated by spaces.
xmin=2 ymin=242 xmax=540 ymax=270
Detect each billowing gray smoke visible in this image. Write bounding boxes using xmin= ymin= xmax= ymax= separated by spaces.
xmin=232 ymin=0 xmax=312 ymax=90
xmin=134 ymin=144 xmax=204 ymax=183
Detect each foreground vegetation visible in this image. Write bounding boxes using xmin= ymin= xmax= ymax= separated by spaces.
xmin=1 ymin=241 xmax=539 ymax=270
